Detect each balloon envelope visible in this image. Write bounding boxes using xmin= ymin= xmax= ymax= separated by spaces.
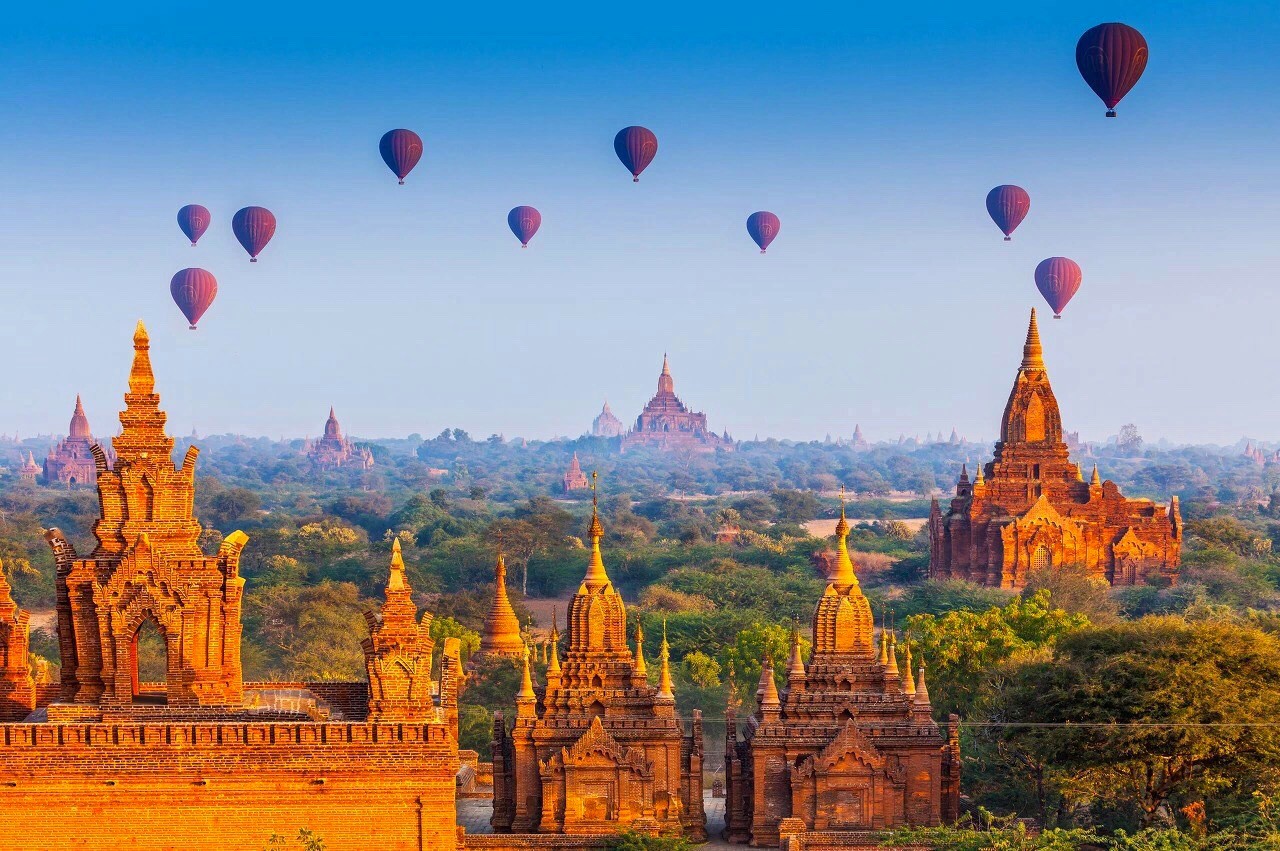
xmin=170 ymin=268 xmax=218 ymax=329
xmin=614 ymin=126 xmax=658 ymax=181
xmin=177 ymin=204 xmax=211 ymax=246
xmin=1034 ymin=257 xmax=1082 ymax=318
xmin=379 ymin=129 xmax=423 ymax=184
xmin=746 ymin=211 xmax=781 ymax=253
xmin=1076 ymin=23 xmax=1148 ymax=116
xmin=232 ymin=206 xmax=276 ymax=262
xmin=985 ymin=186 xmax=1030 ymax=240
xmin=507 ymin=206 xmax=541 ymax=247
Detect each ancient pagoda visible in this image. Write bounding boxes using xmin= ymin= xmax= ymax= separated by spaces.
xmin=491 ymin=474 xmax=706 ymax=839
xmin=43 ymin=395 xmax=109 ymax=486
xmin=562 ymin=451 xmax=590 ymax=492
xmin=929 ymin=309 xmax=1182 ymax=588
xmin=592 ymin=401 xmax=624 ymax=438
xmin=621 ymin=355 xmax=733 ymax=453
xmin=305 ymin=407 xmax=374 ymax=470
xmin=725 ymin=494 xmax=961 ymax=845
xmin=478 ymin=552 xmax=527 ymax=659
xmin=17 ymin=452 xmax=39 ymax=483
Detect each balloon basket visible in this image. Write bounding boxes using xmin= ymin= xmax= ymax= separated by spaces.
xmin=1053 ymin=313 xmax=1062 ymax=319
xmin=1106 ymin=110 xmax=1117 ymax=118
xmin=250 ymin=258 xmax=257 ymax=263
xmin=190 ymin=242 xmax=197 ymax=247
xmin=1004 ymin=236 xmax=1011 ymax=241
xmin=633 ymin=177 xmax=639 ymax=183
xmin=189 ymin=325 xmax=197 ymax=331
xmin=760 ymin=249 xmax=766 ymax=254
xmin=398 ymin=180 xmax=405 ymax=185
xmin=521 ymin=243 xmax=527 ymax=248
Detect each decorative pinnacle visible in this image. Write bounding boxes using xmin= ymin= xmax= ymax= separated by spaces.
xmin=128 ymin=320 xmax=155 ymax=396
xmin=517 ymin=645 xmax=536 ymax=701
xmin=1021 ymin=308 xmax=1045 ymax=371
xmin=915 ymin=658 xmax=930 ymax=704
xmin=634 ymin=622 xmax=647 ymax=676
xmin=583 ymin=471 xmax=610 ymax=588
xmin=387 ymin=537 xmax=407 ymax=592
xmin=1091 ymin=464 xmax=1102 ymax=487
xmin=787 ymin=621 xmax=806 ymax=678
xmin=547 ymin=611 xmax=562 ymax=674
xmin=903 ymin=640 xmax=916 ymax=696
xmin=829 ymin=485 xmax=859 ymax=589
xmin=657 ymin=619 xmax=674 ymax=699
xmin=758 ymin=657 xmax=780 ymax=709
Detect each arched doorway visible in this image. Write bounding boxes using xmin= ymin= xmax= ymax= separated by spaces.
xmin=130 ymin=617 xmax=168 ymax=704
xmin=1030 ymin=545 xmax=1053 ymax=573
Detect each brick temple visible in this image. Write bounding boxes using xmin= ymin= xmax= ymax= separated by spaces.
xmin=929 ymin=309 xmax=1182 ymax=589
xmin=724 ymin=500 xmax=960 ymax=846
xmin=0 ymin=323 xmax=460 ymax=851
xmin=43 ymin=395 xmax=109 ymax=486
xmin=305 ymin=407 xmax=374 ymax=470
xmin=621 ymin=355 xmax=733 ymax=453
xmin=478 ymin=552 xmax=527 ymax=660
xmin=490 ymin=476 xmax=707 ymax=839
xmin=592 ymin=401 xmax=624 ymax=438
xmin=562 ymin=451 xmax=590 ymax=491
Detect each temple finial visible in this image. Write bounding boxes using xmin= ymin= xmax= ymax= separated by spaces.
xmin=633 ymin=622 xmax=648 ymax=676
xmin=902 ymin=639 xmax=916 ymax=696
xmin=829 ymin=485 xmax=858 ymax=588
xmin=386 ymin=537 xmax=407 ymax=592
xmin=657 ymin=619 xmax=674 ymax=699
xmin=583 ymin=471 xmax=610 ymax=588
xmin=1091 ymin=464 xmax=1102 ymax=487
xmin=1021 ymin=308 xmax=1045 ymax=370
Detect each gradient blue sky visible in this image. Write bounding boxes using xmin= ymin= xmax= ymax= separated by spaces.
xmin=2 ymin=1 xmax=1278 ymax=444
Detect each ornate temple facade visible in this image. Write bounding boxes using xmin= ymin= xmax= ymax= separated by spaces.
xmin=305 ymin=407 xmax=374 ymax=470
xmin=621 ymin=355 xmax=733 ymax=453
xmin=17 ymin=452 xmax=39 ymax=483
xmin=563 ymin=452 xmax=590 ymax=491
xmin=43 ymin=395 xmax=109 ymax=486
xmin=592 ymin=401 xmax=624 ymax=438
xmin=0 ymin=323 xmax=460 ymax=851
xmin=929 ymin=310 xmax=1181 ymax=589
xmin=491 ymin=484 xmax=707 ymax=840
xmin=725 ymin=504 xmax=960 ymax=847
xmin=478 ymin=553 xmax=527 ymax=660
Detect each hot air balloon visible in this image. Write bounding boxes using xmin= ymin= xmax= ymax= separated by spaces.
xmin=177 ymin=205 xmax=211 ymax=246
xmin=379 ymin=129 xmax=423 ymax=184
xmin=1076 ymin=23 xmax=1149 ymax=117
xmin=985 ymin=186 xmax=1030 ymax=241
xmin=746 ymin=211 xmax=780 ymax=253
xmin=232 ymin=206 xmax=276 ymax=262
xmin=614 ymin=126 xmax=658 ymax=182
xmin=1034 ymin=257 xmax=1082 ymax=318
xmin=170 ymin=268 xmax=218 ymax=330
xmin=508 ymin=206 xmax=541 ymax=247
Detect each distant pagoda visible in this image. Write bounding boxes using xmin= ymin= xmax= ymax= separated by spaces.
xmin=478 ymin=553 xmax=527 ymax=660
xmin=43 ymin=396 xmax=111 ymax=487
xmin=562 ymin=452 xmax=589 ymax=492
xmin=621 ymin=355 xmax=733 ymax=454
xmin=592 ymin=401 xmax=624 ymax=438
xmin=305 ymin=407 xmax=373 ymax=470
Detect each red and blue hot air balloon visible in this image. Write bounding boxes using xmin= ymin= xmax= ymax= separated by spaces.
xmin=232 ymin=206 xmax=276 ymax=262
xmin=170 ymin=268 xmax=218 ymax=330
xmin=176 ymin=205 xmax=211 ymax=246
xmin=985 ymin=186 xmax=1030 ymax=241
xmin=1034 ymin=257 xmax=1082 ymax=318
xmin=1076 ymin=23 xmax=1149 ymax=117
xmin=746 ymin=211 xmax=780 ymax=253
xmin=614 ymin=126 xmax=658 ymax=182
xmin=379 ymin=129 xmax=423 ymax=184
xmin=508 ymin=206 xmax=541 ymax=247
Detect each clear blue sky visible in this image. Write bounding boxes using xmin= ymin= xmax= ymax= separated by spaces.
xmin=2 ymin=1 xmax=1278 ymax=444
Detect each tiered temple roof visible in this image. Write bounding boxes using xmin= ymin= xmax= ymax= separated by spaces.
xmin=621 ymin=355 xmax=733 ymax=454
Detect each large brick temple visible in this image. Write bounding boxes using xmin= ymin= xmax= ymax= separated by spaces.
xmin=305 ymin=407 xmax=374 ymax=470
xmin=725 ymin=501 xmax=960 ymax=846
xmin=621 ymin=355 xmax=733 ymax=453
xmin=929 ymin=309 xmax=1182 ymax=589
xmin=43 ymin=395 xmax=110 ymax=486
xmin=0 ymin=323 xmax=460 ymax=851
xmin=490 ymin=477 xmax=707 ymax=839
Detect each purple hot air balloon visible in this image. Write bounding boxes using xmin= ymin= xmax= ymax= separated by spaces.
xmin=1034 ymin=257 xmax=1083 ymax=318
xmin=614 ymin=126 xmax=658 ymax=182
xmin=232 ymin=206 xmax=276 ymax=262
xmin=379 ymin=129 xmax=423 ymax=184
xmin=985 ymin=186 xmax=1030 ymax=241
xmin=1076 ymin=23 xmax=1149 ymax=117
xmin=170 ymin=268 xmax=218 ymax=330
xmin=746 ymin=211 xmax=781 ymax=254
xmin=508 ymin=206 xmax=542 ymax=248
xmin=177 ymin=204 xmax=211 ymax=246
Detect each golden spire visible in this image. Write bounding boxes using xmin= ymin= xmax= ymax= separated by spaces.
xmin=787 ymin=621 xmax=806 ymax=679
xmin=129 ymin=320 xmax=155 ymax=396
xmin=517 ymin=644 xmax=535 ymax=702
xmin=878 ymin=622 xmax=889 ymax=666
xmin=758 ymin=658 xmax=780 ymax=709
xmin=481 ymin=549 xmax=526 ymax=657
xmin=902 ymin=640 xmax=916 ymax=696
xmin=387 ymin=538 xmax=407 ymax=592
xmin=1091 ymin=464 xmax=1102 ymax=487
xmin=548 ymin=611 xmax=562 ymax=675
xmin=633 ymin=622 xmax=648 ymax=676
xmin=829 ymin=485 xmax=859 ymax=589
xmin=1076 ymin=463 xmax=1085 ymax=482
xmin=974 ymin=466 xmax=985 ymax=486
xmin=915 ymin=658 xmax=930 ymax=704
xmin=886 ymin=630 xmax=899 ymax=676
xmin=1021 ymin=308 xmax=1045 ymax=371
xmin=657 ymin=619 xmax=674 ymax=699
xmin=583 ymin=471 xmax=610 ymax=589
xmin=114 ymin=320 xmax=174 ymax=465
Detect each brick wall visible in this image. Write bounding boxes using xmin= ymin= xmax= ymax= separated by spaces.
xmin=0 ymin=721 xmax=458 ymax=851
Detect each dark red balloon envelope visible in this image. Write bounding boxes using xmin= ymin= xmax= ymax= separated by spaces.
xmin=1034 ymin=257 xmax=1082 ymax=318
xmin=176 ymin=204 xmax=211 ymax=246
xmin=170 ymin=268 xmax=218 ymax=330
xmin=232 ymin=206 xmax=276 ymax=262
xmin=507 ymin=206 xmax=541 ymax=247
xmin=614 ymin=126 xmax=658 ymax=182
xmin=985 ymin=186 xmax=1030 ymax=240
xmin=1076 ymin=23 xmax=1149 ymax=117
xmin=379 ymin=129 xmax=424 ymax=184
xmin=746 ymin=211 xmax=780 ymax=253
